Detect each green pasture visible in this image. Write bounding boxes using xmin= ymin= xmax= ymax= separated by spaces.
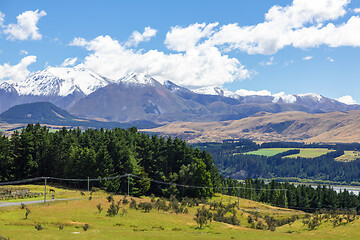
xmin=335 ymin=151 xmax=360 ymax=162
xmin=244 ymin=148 xmax=333 ymax=158
xmin=243 ymin=148 xmax=294 ymax=157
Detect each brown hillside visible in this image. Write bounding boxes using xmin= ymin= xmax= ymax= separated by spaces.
xmin=142 ymin=110 xmax=360 ymax=143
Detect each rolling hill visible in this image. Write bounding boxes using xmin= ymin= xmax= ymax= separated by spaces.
xmin=142 ymin=110 xmax=360 ymax=143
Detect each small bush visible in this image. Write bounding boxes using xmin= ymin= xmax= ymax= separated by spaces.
xmin=96 ymin=204 xmax=103 ymax=213
xmin=59 ymin=225 xmax=64 ymax=230
xmin=122 ymin=196 xmax=129 ymax=205
xmin=35 ymin=224 xmax=43 ymax=231
xmin=130 ymin=198 xmax=137 ymax=209
xmin=80 ymin=191 xmax=85 ymax=196
xmin=138 ymin=202 xmax=152 ymax=212
xmin=20 ymin=203 xmax=26 ymax=209
xmin=107 ymin=194 xmax=114 ymax=203
xmin=83 ymin=223 xmax=89 ymax=231
xmin=107 ymin=202 xmax=118 ymax=216
xmin=25 ymin=208 xmax=31 ymax=219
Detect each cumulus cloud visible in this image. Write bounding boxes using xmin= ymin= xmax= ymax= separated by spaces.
xmin=61 ymin=57 xmax=78 ymax=67
xmin=125 ymin=26 xmax=157 ymax=47
xmin=165 ymin=22 xmax=218 ymax=51
xmin=206 ymin=0 xmax=360 ymax=54
xmin=303 ymin=56 xmax=313 ymax=60
xmin=354 ymin=8 xmax=360 ymax=13
xmin=337 ymin=95 xmax=357 ymax=105
xmin=0 ymin=55 xmax=36 ymax=82
xmin=70 ymin=35 xmax=249 ymax=88
xmin=235 ymin=89 xmax=272 ymax=96
xmin=3 ymin=10 xmax=46 ymax=41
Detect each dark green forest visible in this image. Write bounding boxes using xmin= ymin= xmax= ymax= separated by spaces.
xmin=195 ymin=140 xmax=360 ymax=184
xmin=1 ymin=124 xmax=360 ymax=212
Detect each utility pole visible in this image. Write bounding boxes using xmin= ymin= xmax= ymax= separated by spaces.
xmin=44 ymin=178 xmax=47 ymax=203
xmin=127 ymin=174 xmax=130 ymax=196
xmin=237 ymin=187 xmax=240 ymax=209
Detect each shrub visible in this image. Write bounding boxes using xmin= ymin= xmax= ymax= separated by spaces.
xmin=130 ymin=199 xmax=137 ymax=209
xmin=83 ymin=224 xmax=89 ymax=231
xmin=107 ymin=202 xmax=118 ymax=216
xmin=122 ymin=196 xmax=129 ymax=205
xmin=194 ymin=206 xmax=212 ymax=229
xmin=25 ymin=208 xmax=31 ymax=219
xmin=20 ymin=203 xmax=26 ymax=209
xmin=96 ymin=204 xmax=103 ymax=213
xmin=107 ymin=194 xmax=114 ymax=203
xmin=35 ymin=224 xmax=43 ymax=231
xmin=138 ymin=202 xmax=152 ymax=212
xmin=59 ymin=225 xmax=64 ymax=230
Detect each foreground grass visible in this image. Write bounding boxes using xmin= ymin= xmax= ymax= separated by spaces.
xmin=1 ymin=185 xmax=360 ymax=239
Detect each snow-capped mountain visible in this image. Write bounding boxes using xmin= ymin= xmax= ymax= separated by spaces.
xmin=117 ymin=72 xmax=157 ymax=87
xmin=9 ymin=67 xmax=112 ymax=96
xmin=193 ymin=86 xmax=239 ymax=99
xmin=1 ymin=66 xmax=360 ymax=123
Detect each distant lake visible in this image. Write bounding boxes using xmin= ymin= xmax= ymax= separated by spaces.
xmin=294 ymin=184 xmax=360 ymax=195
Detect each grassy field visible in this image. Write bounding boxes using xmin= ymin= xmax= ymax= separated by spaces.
xmin=1 ymin=184 xmax=360 ymax=239
xmin=243 ymin=148 xmax=294 ymax=157
xmin=335 ymin=151 xmax=360 ymax=162
xmin=244 ymin=148 xmax=333 ymax=158
xmin=285 ymin=148 xmax=334 ymax=158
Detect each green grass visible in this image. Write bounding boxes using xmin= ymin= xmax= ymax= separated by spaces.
xmin=243 ymin=148 xmax=294 ymax=157
xmin=243 ymin=148 xmax=333 ymax=158
xmin=1 ymin=184 xmax=360 ymax=239
xmin=335 ymin=151 xmax=360 ymax=162
xmin=285 ymin=148 xmax=334 ymax=158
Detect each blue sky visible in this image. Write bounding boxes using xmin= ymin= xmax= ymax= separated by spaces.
xmin=1 ymin=0 xmax=360 ymax=103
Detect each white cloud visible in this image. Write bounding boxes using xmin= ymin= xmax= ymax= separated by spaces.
xmin=206 ymin=0 xmax=360 ymax=54
xmin=303 ymin=55 xmax=313 ymax=60
xmin=20 ymin=49 xmax=28 ymax=55
xmin=354 ymin=8 xmax=360 ymax=13
xmin=327 ymin=56 xmax=335 ymax=62
xmin=70 ymin=35 xmax=249 ymax=88
xmin=235 ymin=89 xmax=272 ymax=96
xmin=61 ymin=57 xmax=78 ymax=67
xmin=3 ymin=10 xmax=46 ymax=41
xmin=337 ymin=95 xmax=357 ymax=105
xmin=0 ymin=11 xmax=4 ymax=27
xmin=165 ymin=22 xmax=218 ymax=51
xmin=125 ymin=26 xmax=157 ymax=47
xmin=0 ymin=55 xmax=36 ymax=82
xmin=260 ymin=56 xmax=275 ymax=66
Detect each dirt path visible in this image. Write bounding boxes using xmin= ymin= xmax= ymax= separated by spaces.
xmin=0 ymin=198 xmax=79 ymax=208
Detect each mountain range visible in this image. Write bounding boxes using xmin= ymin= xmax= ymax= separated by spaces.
xmin=1 ymin=66 xmax=359 ymax=124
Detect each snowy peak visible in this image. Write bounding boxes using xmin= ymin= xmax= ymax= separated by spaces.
xmin=4 ymin=67 xmax=111 ymax=97
xmin=164 ymin=80 xmax=192 ymax=93
xmin=272 ymin=93 xmax=324 ymax=104
xmin=118 ymin=72 xmax=157 ymax=87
